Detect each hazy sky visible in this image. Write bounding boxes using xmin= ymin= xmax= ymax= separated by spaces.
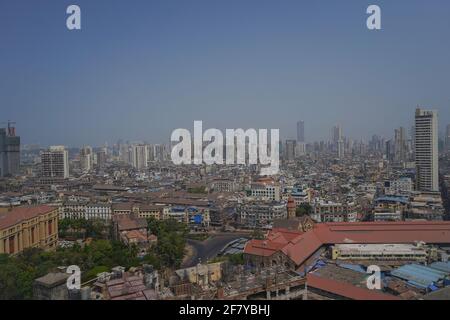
xmin=1 ymin=0 xmax=450 ymax=147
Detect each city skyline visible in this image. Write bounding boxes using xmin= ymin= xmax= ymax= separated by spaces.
xmin=11 ymin=107 xmax=450 ymax=149
xmin=1 ymin=0 xmax=450 ymax=146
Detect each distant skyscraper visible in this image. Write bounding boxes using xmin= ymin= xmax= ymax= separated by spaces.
xmin=0 ymin=122 xmax=20 ymax=177
xmin=96 ymin=148 xmax=107 ymax=168
xmin=338 ymin=139 xmax=345 ymax=159
xmin=79 ymin=146 xmax=93 ymax=173
xmin=131 ymin=145 xmax=148 ymax=170
xmin=409 ymin=126 xmax=416 ymax=160
xmin=41 ymin=146 xmax=69 ymax=179
xmin=385 ymin=140 xmax=394 ymax=161
xmin=153 ymin=144 xmax=166 ymax=162
xmin=394 ymin=127 xmax=407 ymax=162
xmin=415 ymin=108 xmax=439 ymax=192
xmin=296 ymin=121 xmax=305 ymax=143
xmin=284 ymin=140 xmax=296 ymax=161
xmin=332 ymin=125 xmax=344 ymax=159
xmin=332 ymin=125 xmax=342 ymax=143
xmin=446 ymin=124 xmax=450 ymax=151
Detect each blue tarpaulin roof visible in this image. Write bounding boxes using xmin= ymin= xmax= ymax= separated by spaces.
xmin=337 ymin=263 xmax=367 ymax=274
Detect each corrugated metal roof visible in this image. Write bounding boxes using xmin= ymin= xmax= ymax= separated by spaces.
xmin=429 ymin=261 xmax=450 ymax=274
xmin=391 ymin=264 xmax=449 ymax=289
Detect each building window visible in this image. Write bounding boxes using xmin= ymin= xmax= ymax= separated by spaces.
xmin=9 ymin=236 xmax=15 ymax=254
xmin=31 ymin=227 xmax=35 ymax=244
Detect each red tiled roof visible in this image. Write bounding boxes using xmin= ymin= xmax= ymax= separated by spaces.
xmin=306 ymin=273 xmax=400 ymax=300
xmin=244 ymin=239 xmax=286 ymax=257
xmin=124 ymin=230 xmax=148 ymax=242
xmin=270 ymin=228 xmax=304 ymax=242
xmin=315 ymin=221 xmax=450 ymax=245
xmin=0 ymin=205 xmax=56 ymax=230
xmin=117 ymin=217 xmax=147 ymax=231
xmin=281 ymin=230 xmax=323 ymax=266
xmin=244 ymin=221 xmax=450 ymax=267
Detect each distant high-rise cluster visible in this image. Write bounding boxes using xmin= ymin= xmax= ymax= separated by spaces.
xmin=415 ymin=108 xmax=439 ymax=192
xmin=115 ymin=141 xmax=170 ymax=169
xmin=0 ymin=122 xmax=20 ymax=177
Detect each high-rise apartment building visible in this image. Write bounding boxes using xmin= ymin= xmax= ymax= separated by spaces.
xmin=332 ymin=125 xmax=342 ymax=143
xmin=446 ymin=124 xmax=450 ymax=151
xmin=0 ymin=122 xmax=20 ymax=177
xmin=394 ymin=127 xmax=407 ymax=162
xmin=332 ymin=125 xmax=344 ymax=159
xmin=284 ymin=140 xmax=296 ymax=161
xmin=385 ymin=140 xmax=394 ymax=161
xmin=41 ymin=146 xmax=70 ymax=179
xmin=415 ymin=108 xmax=439 ymax=192
xmin=79 ymin=146 xmax=93 ymax=173
xmin=131 ymin=145 xmax=148 ymax=170
xmin=96 ymin=148 xmax=107 ymax=168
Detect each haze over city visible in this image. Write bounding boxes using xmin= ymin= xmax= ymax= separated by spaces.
xmin=1 ymin=0 xmax=450 ymax=146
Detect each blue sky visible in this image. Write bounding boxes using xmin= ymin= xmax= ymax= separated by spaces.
xmin=1 ymin=0 xmax=450 ymax=146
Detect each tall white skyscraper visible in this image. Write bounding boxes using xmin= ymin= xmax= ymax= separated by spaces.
xmin=415 ymin=108 xmax=439 ymax=192
xmin=41 ymin=146 xmax=70 ymax=179
xmin=332 ymin=125 xmax=344 ymax=159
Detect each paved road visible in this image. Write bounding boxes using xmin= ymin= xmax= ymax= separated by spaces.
xmin=182 ymin=232 xmax=250 ymax=268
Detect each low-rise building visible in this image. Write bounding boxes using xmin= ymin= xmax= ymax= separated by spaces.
xmin=210 ymin=179 xmax=240 ymax=193
xmin=238 ymin=200 xmax=287 ymax=228
xmin=250 ymin=177 xmax=281 ymax=202
xmin=86 ymin=203 xmax=112 ymax=221
xmin=0 ymin=205 xmax=59 ymax=255
xmin=330 ymin=243 xmax=428 ymax=261
xmin=312 ymin=200 xmax=359 ymax=222
xmin=384 ymin=177 xmax=413 ymax=195
xmin=407 ymin=192 xmax=445 ymax=221
xmin=60 ymin=201 xmax=88 ymax=220
xmin=33 ymin=272 xmax=70 ymax=300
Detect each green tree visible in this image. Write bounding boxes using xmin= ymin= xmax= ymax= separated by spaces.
xmin=296 ymin=203 xmax=312 ymax=217
xmin=251 ymin=228 xmax=265 ymax=240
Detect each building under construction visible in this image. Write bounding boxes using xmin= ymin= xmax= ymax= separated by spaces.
xmin=0 ymin=121 xmax=20 ymax=177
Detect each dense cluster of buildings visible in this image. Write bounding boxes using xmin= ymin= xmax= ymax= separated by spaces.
xmin=1 ymin=107 xmax=450 ymax=300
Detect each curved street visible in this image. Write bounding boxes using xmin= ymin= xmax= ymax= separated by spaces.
xmin=182 ymin=232 xmax=250 ymax=268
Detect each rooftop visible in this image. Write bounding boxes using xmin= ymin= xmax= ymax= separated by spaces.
xmin=0 ymin=205 xmax=56 ymax=230
xmin=306 ymin=273 xmax=399 ymax=300
xmin=245 ymin=221 xmax=450 ymax=267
